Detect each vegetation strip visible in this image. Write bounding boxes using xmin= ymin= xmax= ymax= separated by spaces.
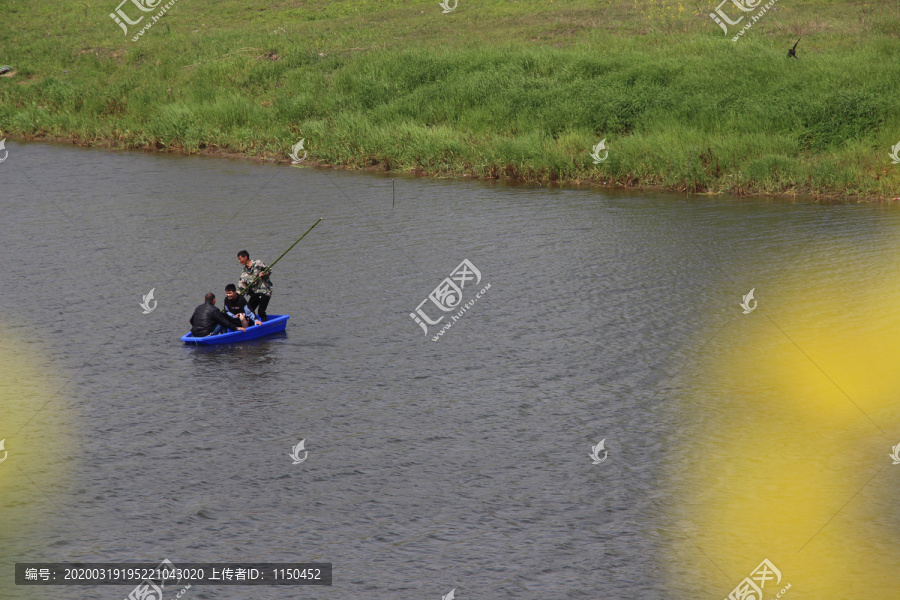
xmin=2 ymin=0 xmax=899 ymax=200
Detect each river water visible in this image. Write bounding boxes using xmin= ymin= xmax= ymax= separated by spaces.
xmin=1 ymin=141 xmax=899 ymax=600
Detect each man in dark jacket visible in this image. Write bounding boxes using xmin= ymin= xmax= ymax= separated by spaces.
xmin=224 ymin=283 xmax=261 ymax=328
xmin=190 ymin=293 xmax=246 ymax=337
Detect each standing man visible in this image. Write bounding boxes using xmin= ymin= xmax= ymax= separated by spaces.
xmin=237 ymin=250 xmax=273 ymax=321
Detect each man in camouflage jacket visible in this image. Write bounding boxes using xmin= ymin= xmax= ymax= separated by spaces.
xmin=237 ymin=250 xmax=273 ymax=321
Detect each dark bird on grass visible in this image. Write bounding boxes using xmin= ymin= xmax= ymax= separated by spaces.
xmin=788 ymin=39 xmax=800 ymax=58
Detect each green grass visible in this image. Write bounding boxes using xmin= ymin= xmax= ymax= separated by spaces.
xmin=2 ymin=0 xmax=900 ymax=199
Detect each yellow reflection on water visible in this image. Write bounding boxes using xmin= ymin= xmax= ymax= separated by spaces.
xmin=0 ymin=337 xmax=76 ymax=600
xmin=668 ymin=237 xmax=900 ymax=598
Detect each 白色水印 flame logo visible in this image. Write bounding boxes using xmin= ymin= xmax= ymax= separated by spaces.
xmin=890 ymin=443 xmax=900 ymax=465
xmin=889 ymin=142 xmax=900 ymax=165
xmin=289 ymin=139 xmax=308 ymax=164
xmin=442 ymin=588 xmax=456 ymax=600
xmin=140 ymin=288 xmax=157 ymax=313
xmin=0 ymin=138 xmax=8 ymax=164
xmin=589 ymin=439 xmax=608 ymax=464
xmin=590 ymin=139 xmax=608 ymax=164
xmin=740 ymin=288 xmax=757 ymax=313
xmin=289 ymin=439 xmax=308 ymax=464
xmin=439 ymin=0 xmax=457 ymax=13
xmin=0 ymin=439 xmax=7 ymax=464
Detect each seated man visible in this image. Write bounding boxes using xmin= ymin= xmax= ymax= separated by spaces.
xmin=224 ymin=283 xmax=262 ymax=328
xmin=189 ymin=292 xmax=246 ymax=337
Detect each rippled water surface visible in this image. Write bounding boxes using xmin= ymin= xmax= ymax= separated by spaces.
xmin=1 ymin=141 xmax=899 ymax=600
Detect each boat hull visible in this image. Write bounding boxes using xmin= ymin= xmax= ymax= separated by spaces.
xmin=181 ymin=314 xmax=289 ymax=345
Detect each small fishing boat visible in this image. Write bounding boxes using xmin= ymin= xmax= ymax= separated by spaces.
xmin=180 ymin=314 xmax=289 ymax=345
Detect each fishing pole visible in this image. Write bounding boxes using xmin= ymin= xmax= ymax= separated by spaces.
xmin=239 ymin=217 xmax=323 ymax=295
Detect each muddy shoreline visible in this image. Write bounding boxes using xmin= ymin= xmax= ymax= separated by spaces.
xmin=9 ymin=132 xmax=889 ymax=204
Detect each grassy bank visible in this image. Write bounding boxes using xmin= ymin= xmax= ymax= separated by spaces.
xmin=2 ymin=0 xmax=900 ymax=199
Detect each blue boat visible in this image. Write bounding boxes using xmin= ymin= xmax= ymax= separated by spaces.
xmin=181 ymin=314 xmax=290 ymax=345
